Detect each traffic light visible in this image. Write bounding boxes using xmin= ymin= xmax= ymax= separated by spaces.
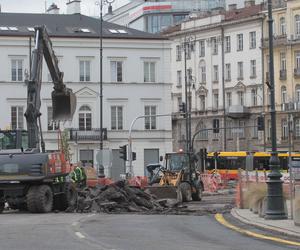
xmin=119 ymin=144 xmax=127 ymax=161
xmin=179 ymin=102 xmax=186 ymax=113
xmin=213 ymin=119 xmax=219 ymax=133
xmin=132 ymin=152 xmax=136 ymax=161
xmin=257 ymin=116 xmax=264 ymax=131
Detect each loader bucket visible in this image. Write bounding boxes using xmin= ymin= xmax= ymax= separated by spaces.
xmin=52 ymin=89 xmax=76 ymax=120
xmin=145 ymin=186 xmax=182 ymax=202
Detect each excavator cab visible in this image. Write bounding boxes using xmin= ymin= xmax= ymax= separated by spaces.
xmin=52 ymin=88 xmax=76 ymax=120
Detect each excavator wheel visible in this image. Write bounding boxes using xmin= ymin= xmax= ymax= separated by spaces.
xmin=179 ymin=182 xmax=192 ymax=202
xmin=27 ymin=186 xmax=39 ymax=213
xmin=54 ymin=183 xmax=77 ymax=211
xmin=27 ymin=185 xmax=53 ymax=213
xmin=0 ymin=202 xmax=4 ymax=213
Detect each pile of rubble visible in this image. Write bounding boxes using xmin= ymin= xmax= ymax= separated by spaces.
xmin=70 ymin=180 xmax=177 ymax=213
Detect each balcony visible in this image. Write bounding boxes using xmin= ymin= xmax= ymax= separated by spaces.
xmin=69 ymin=128 xmax=107 ymax=142
xmin=279 ymin=69 xmax=286 ymax=80
xmin=226 ymin=105 xmax=250 ymax=119
xmin=294 ymin=68 xmax=300 ymax=78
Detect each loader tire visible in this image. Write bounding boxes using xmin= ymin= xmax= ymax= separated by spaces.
xmin=192 ymin=186 xmax=203 ymax=201
xmin=0 ymin=202 xmax=4 ymax=213
xmin=34 ymin=185 xmax=53 ymax=213
xmin=27 ymin=186 xmax=39 ymax=213
xmin=179 ymin=182 xmax=192 ymax=202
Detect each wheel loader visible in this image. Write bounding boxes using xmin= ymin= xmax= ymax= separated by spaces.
xmin=146 ymin=152 xmax=204 ymax=202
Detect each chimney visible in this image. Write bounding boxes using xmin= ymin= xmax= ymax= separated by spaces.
xmin=228 ymin=4 xmax=237 ymax=11
xmin=66 ymin=0 xmax=81 ymax=15
xmin=47 ymin=3 xmax=59 ymax=14
xmin=244 ymin=0 xmax=255 ymax=8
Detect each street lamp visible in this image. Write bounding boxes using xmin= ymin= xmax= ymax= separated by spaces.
xmin=95 ymin=0 xmax=115 ymax=176
xmin=265 ymin=0 xmax=287 ymax=220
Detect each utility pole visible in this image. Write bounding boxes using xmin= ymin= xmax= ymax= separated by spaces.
xmin=264 ymin=0 xmax=287 ymax=220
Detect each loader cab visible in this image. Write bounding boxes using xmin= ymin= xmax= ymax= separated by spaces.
xmin=165 ymin=153 xmax=189 ymax=171
xmin=0 ymin=130 xmax=28 ymax=151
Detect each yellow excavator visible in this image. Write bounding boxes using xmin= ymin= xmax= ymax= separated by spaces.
xmin=146 ymin=152 xmax=204 ymax=202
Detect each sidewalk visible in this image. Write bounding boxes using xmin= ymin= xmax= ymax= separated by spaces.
xmin=231 ymin=208 xmax=300 ymax=238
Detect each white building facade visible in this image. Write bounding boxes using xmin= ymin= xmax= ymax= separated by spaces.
xmin=165 ymin=4 xmax=266 ymax=152
xmin=0 ymin=12 xmax=172 ymax=179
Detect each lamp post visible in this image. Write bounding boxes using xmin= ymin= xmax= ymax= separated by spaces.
xmin=265 ymin=0 xmax=287 ymax=220
xmin=95 ymin=0 xmax=114 ymax=177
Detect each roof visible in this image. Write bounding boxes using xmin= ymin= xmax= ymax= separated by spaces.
xmin=225 ymin=4 xmax=263 ymax=21
xmin=0 ymin=12 xmax=165 ymax=40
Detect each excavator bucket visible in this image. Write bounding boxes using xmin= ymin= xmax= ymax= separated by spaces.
xmin=145 ymin=186 xmax=181 ymax=201
xmin=52 ymin=89 xmax=76 ymax=120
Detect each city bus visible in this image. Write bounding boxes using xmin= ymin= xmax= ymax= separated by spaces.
xmin=206 ymin=151 xmax=300 ymax=180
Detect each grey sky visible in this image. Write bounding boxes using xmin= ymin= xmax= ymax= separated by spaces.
xmin=0 ymin=0 xmax=129 ymax=16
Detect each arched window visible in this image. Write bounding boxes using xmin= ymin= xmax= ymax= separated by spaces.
xmin=196 ymin=121 xmax=208 ymax=140
xmin=199 ymin=60 xmax=206 ymax=84
xmin=296 ymin=85 xmax=300 ymax=103
xmin=280 ymin=17 xmax=286 ymax=35
xmin=281 ymin=86 xmax=287 ymax=104
xmin=79 ymin=105 xmax=92 ymax=131
xmin=295 ymin=15 xmax=300 ymax=35
xmin=281 ymin=119 xmax=288 ymax=140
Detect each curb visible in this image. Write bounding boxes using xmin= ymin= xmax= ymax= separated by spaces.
xmin=231 ymin=208 xmax=300 ymax=238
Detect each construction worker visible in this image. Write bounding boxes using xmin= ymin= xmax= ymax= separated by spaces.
xmin=70 ymin=163 xmax=87 ymax=188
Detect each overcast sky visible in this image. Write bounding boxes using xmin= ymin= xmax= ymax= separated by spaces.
xmin=0 ymin=0 xmax=129 ymax=16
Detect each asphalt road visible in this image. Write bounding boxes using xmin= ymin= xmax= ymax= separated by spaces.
xmin=0 ymin=211 xmax=297 ymax=250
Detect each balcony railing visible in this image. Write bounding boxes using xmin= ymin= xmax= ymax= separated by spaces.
xmin=279 ymin=69 xmax=286 ymax=80
xmin=294 ymin=68 xmax=300 ymax=78
xmin=69 ymin=128 xmax=107 ymax=142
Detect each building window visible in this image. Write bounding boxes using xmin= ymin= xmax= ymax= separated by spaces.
xmin=295 ymin=118 xmax=300 ymax=138
xmin=237 ymin=91 xmax=244 ymax=106
xmin=213 ymin=93 xmax=219 ymax=109
xmin=197 ymin=121 xmax=208 ymax=140
xmin=295 ymin=52 xmax=300 ymax=69
xmin=250 ymin=60 xmax=256 ymax=78
xmin=295 ymin=15 xmax=300 ymax=35
xmin=78 ymin=105 xmax=92 ymax=131
xmin=253 ymin=118 xmax=258 ymax=138
xmin=176 ymin=45 xmax=182 ymax=61
xmin=199 ymin=40 xmax=205 ymax=57
xmin=239 ymin=120 xmax=245 ymax=137
xmin=249 ymin=31 xmax=256 ymax=49
xmin=177 ymin=97 xmax=182 ymax=112
xmin=237 ymin=34 xmax=243 ymax=51
xmin=296 ymin=85 xmax=300 ymax=103
xmin=238 ymin=62 xmax=243 ymax=79
xmin=145 ymin=105 xmax=156 ymax=130
xmin=110 ymin=61 xmax=123 ymax=82
xmin=267 ymin=119 xmax=271 ymax=139
xmin=186 ymin=43 xmax=192 ymax=60
xmin=225 ymin=36 xmax=231 ymax=53
xmin=226 ymin=92 xmax=232 ymax=107
xmin=200 ymin=95 xmax=205 ymax=111
xmin=225 ymin=63 xmax=231 ymax=81
xmin=187 ymin=68 xmax=192 ymax=85
xmin=11 ymin=106 xmax=24 ymax=129
xmin=47 ymin=106 xmax=59 ymax=131
xmin=213 ymin=65 xmax=219 ymax=82
xmin=280 ymin=52 xmax=286 ymax=70
xmin=226 ymin=120 xmax=233 ymax=139
xmin=280 ymin=17 xmax=286 ymax=35
xmin=144 ymin=61 xmax=156 ymax=82
xmin=212 ymin=37 xmax=218 ymax=55
xmin=79 ymin=60 xmax=90 ymax=82
xmin=199 ymin=60 xmax=206 ymax=84
xmin=282 ymin=119 xmax=288 ymax=140
xmin=11 ymin=59 xmax=23 ymax=81
xmin=176 ymin=70 xmax=182 ymax=87
xmin=281 ymin=86 xmax=287 ymax=104
xmin=111 ymin=106 xmax=123 ymax=130
xmin=251 ymin=89 xmax=257 ymax=106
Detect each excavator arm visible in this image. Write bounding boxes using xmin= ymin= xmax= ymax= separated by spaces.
xmin=25 ymin=25 xmax=76 ymax=151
